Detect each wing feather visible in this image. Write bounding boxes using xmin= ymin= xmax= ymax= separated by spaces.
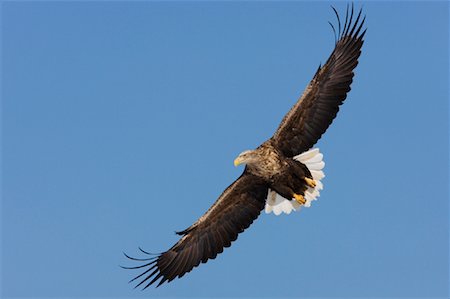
xmin=273 ymin=5 xmax=366 ymax=157
xmin=124 ymin=172 xmax=268 ymax=288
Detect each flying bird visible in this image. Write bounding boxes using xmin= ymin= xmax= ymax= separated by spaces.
xmin=123 ymin=4 xmax=366 ymax=289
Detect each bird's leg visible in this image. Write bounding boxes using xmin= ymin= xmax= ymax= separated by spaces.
xmin=304 ymin=177 xmax=316 ymax=188
xmin=293 ymin=193 xmax=306 ymax=205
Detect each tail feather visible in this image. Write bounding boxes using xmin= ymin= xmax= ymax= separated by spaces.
xmin=265 ymin=148 xmax=325 ymax=215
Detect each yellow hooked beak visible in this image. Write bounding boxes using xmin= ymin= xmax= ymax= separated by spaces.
xmin=234 ymin=157 xmax=243 ymax=167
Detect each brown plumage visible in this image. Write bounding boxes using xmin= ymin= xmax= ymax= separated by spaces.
xmin=274 ymin=6 xmax=366 ymax=157
xmin=123 ymin=4 xmax=366 ymax=289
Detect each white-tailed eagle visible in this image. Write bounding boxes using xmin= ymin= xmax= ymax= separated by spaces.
xmin=123 ymin=4 xmax=366 ymax=289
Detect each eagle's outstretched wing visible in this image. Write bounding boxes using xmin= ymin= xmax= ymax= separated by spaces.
xmin=272 ymin=5 xmax=366 ymax=157
xmin=123 ymin=171 xmax=268 ymax=288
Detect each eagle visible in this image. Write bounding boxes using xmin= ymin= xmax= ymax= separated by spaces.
xmin=123 ymin=4 xmax=366 ymax=289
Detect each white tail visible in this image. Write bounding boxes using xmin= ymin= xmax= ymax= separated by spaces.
xmin=264 ymin=148 xmax=325 ymax=215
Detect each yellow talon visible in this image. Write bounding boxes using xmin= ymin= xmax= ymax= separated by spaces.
xmin=293 ymin=193 xmax=306 ymax=205
xmin=304 ymin=177 xmax=316 ymax=188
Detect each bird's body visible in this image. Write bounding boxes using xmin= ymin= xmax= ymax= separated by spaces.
xmin=240 ymin=140 xmax=313 ymax=202
xmin=245 ymin=141 xmax=285 ymax=179
xmin=123 ymin=4 xmax=366 ymax=289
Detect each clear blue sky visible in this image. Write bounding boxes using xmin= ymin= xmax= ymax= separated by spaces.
xmin=2 ymin=1 xmax=448 ymax=298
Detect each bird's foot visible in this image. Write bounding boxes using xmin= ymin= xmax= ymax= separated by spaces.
xmin=293 ymin=193 xmax=306 ymax=205
xmin=304 ymin=177 xmax=316 ymax=188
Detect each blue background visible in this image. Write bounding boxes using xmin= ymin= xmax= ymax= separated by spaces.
xmin=2 ymin=1 xmax=448 ymax=298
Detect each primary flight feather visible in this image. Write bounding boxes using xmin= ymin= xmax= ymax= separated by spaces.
xmin=123 ymin=4 xmax=366 ymax=288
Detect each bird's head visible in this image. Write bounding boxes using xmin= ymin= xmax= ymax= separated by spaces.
xmin=234 ymin=150 xmax=259 ymax=167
